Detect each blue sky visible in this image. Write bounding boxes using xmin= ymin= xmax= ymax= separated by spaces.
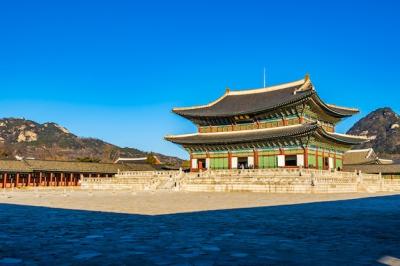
xmin=0 ymin=0 xmax=399 ymax=159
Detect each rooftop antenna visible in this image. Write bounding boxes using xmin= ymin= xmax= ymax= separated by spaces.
xmin=263 ymin=67 xmax=266 ymax=88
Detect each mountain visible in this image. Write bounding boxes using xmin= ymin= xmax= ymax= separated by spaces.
xmin=0 ymin=117 xmax=182 ymax=165
xmin=347 ymin=107 xmax=400 ymax=162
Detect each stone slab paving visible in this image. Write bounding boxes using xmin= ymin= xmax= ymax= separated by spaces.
xmin=0 ymin=195 xmax=400 ymax=265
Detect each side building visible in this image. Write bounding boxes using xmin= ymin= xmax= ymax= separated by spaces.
xmin=166 ymin=75 xmax=368 ymax=171
xmin=0 ymin=159 xmax=156 ymax=188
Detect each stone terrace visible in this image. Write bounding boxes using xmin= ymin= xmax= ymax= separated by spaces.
xmin=82 ymin=169 xmax=400 ymax=193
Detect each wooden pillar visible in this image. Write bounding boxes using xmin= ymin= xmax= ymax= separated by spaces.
xmin=61 ymin=173 xmax=64 ymax=186
xmin=2 ymin=173 xmax=7 ymax=188
xmin=39 ymin=172 xmax=42 ymax=186
xmin=16 ymin=173 xmax=20 ymax=188
xmin=79 ymin=173 xmax=83 ymax=185
xmin=322 ymin=150 xmax=325 ymax=170
xmin=254 ymin=149 xmax=259 ymax=169
xmin=228 ymin=152 xmax=232 ymax=169
xmin=50 ymin=173 xmax=54 ymax=186
xmin=334 ymin=152 xmax=337 ymax=169
xmin=27 ymin=173 xmax=31 ymax=187
xmin=69 ymin=173 xmax=73 ymax=186
xmin=316 ymin=148 xmax=319 ymax=170
xmin=189 ymin=153 xmax=193 ymax=172
xmin=304 ymin=147 xmax=308 ymax=169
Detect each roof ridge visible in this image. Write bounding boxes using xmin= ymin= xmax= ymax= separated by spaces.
xmin=346 ymin=148 xmax=373 ymax=153
xmin=173 ymin=76 xmax=307 ymax=112
xmin=228 ymin=78 xmax=305 ymax=96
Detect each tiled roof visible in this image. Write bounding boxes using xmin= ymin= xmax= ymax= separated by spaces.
xmin=0 ymin=159 xmax=154 ymax=173
xmin=343 ymin=149 xmax=394 ymax=165
xmin=343 ymin=149 xmax=377 ymax=165
xmin=0 ymin=160 xmax=32 ymax=172
xmin=343 ymin=164 xmax=400 ymax=174
xmin=165 ymin=122 xmax=368 ymax=146
xmin=173 ymin=77 xmax=359 ymax=118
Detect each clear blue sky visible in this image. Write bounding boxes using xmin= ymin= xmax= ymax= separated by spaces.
xmin=0 ymin=0 xmax=399 ymax=159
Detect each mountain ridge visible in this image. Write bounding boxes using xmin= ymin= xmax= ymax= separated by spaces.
xmin=347 ymin=107 xmax=400 ymax=162
xmin=0 ymin=117 xmax=182 ymax=165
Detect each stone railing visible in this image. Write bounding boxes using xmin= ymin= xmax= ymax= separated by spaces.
xmin=116 ymin=170 xmax=179 ymax=178
xmin=187 ymin=168 xmax=360 ymax=179
xmin=81 ymin=168 xmax=400 ymax=193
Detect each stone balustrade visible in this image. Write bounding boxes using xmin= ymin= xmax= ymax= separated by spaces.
xmin=81 ymin=168 xmax=400 ymax=193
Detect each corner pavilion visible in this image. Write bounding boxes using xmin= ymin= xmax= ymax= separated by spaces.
xmin=166 ymin=75 xmax=368 ymax=171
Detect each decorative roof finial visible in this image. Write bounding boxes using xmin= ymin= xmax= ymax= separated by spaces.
xmin=305 ymin=73 xmax=310 ymax=82
xmin=226 ymin=87 xmax=230 ymax=93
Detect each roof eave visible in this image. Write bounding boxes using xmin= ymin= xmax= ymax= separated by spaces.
xmin=312 ymin=94 xmax=360 ymax=118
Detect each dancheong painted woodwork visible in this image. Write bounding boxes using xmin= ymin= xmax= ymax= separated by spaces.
xmin=165 ymin=74 xmax=368 ymax=171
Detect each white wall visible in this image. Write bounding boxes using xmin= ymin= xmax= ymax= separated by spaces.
xmin=277 ymin=155 xmax=285 ymax=167
xmin=297 ymin=154 xmax=304 ymax=167
xmin=191 ymin=159 xmax=198 ymax=169
xmin=231 ymin=157 xmax=238 ymax=169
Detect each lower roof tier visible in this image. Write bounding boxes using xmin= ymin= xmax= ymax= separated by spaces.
xmin=165 ymin=122 xmax=368 ymax=146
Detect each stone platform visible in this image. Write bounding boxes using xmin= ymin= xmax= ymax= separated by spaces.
xmin=81 ymin=169 xmax=400 ymax=193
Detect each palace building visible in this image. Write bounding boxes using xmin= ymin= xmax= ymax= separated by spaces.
xmin=165 ymin=75 xmax=368 ymax=171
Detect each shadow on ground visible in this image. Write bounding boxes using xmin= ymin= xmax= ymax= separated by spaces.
xmin=1 ymin=195 xmax=400 ymax=265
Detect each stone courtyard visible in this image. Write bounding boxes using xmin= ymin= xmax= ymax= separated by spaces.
xmin=0 ymin=190 xmax=400 ymax=265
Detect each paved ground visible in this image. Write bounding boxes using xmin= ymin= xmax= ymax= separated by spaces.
xmin=0 ymin=191 xmax=400 ymax=265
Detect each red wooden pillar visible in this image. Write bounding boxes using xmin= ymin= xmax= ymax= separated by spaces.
xmin=27 ymin=173 xmax=31 ymax=187
xmin=16 ymin=173 xmax=20 ymax=188
xmin=228 ymin=152 xmax=232 ymax=169
xmin=322 ymin=150 xmax=326 ymax=170
xmin=2 ymin=173 xmax=7 ymax=188
xmin=316 ymin=148 xmax=319 ymax=170
xmin=282 ymin=118 xmax=288 ymax=126
xmin=254 ymin=149 xmax=259 ymax=169
xmin=304 ymin=147 xmax=308 ymax=169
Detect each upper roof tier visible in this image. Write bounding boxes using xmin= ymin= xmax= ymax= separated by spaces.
xmin=173 ymin=75 xmax=359 ymax=119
